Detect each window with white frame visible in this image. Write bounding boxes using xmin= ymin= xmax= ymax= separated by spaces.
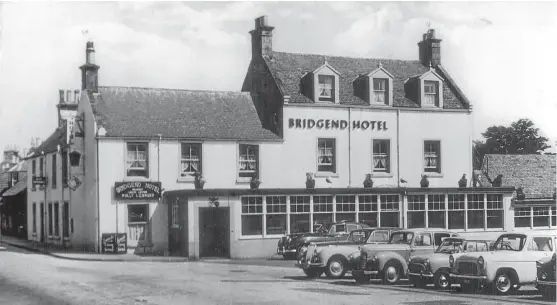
xmin=266 ymin=196 xmax=286 ymax=235
xmin=372 ymin=140 xmax=390 ymax=173
xmin=239 ymin=144 xmax=259 ymax=179
xmin=373 ymin=78 xmax=388 ymax=104
xmin=514 ymin=207 xmax=531 ymax=227
xmin=428 ymin=194 xmax=445 ymax=228
xmin=424 ymin=141 xmax=441 ymax=173
xmin=39 ymin=157 xmax=44 ymax=178
xmin=128 ymin=204 xmax=149 ymax=223
xmin=241 ymin=196 xmax=263 ymax=236
xmin=533 ymin=207 xmax=551 ymax=227
xmin=318 ymin=75 xmax=335 ymax=102
xmin=423 ymin=81 xmax=439 ymax=106
xmin=32 ymin=203 xmax=37 ymax=233
xmin=380 ymin=195 xmax=400 ymax=227
xmin=289 ymin=196 xmax=310 ymax=234
xmin=126 ymin=142 xmax=149 ymax=177
xmin=467 ymin=194 xmax=484 ymax=229
xmin=358 ymin=195 xmax=378 ymax=227
xmin=313 ymin=195 xmax=333 ymax=225
xmin=318 ymin=138 xmax=336 ymax=173
xmin=487 ymin=194 xmax=504 ymax=229
xmin=51 ymin=154 xmax=57 ymax=189
xmin=171 ymin=201 xmax=179 ymax=228
xmin=48 ymin=202 xmax=53 ymax=236
xmin=336 ymin=195 xmax=356 ymax=222
xmin=408 ymin=195 xmax=426 ymax=229
xmin=54 ymin=202 xmax=59 ymax=236
xmin=180 ymin=143 xmax=201 ymax=178
xmin=552 ymin=207 xmax=556 ymax=226
xmin=448 ymin=194 xmax=465 ymax=229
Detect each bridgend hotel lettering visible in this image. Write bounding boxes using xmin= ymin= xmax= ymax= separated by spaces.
xmin=288 ymin=118 xmax=388 ymax=131
xmin=114 ymin=181 xmax=162 ymax=200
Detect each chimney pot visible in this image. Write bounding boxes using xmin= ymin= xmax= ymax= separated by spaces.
xmin=418 ymin=29 xmax=442 ymax=67
xmin=428 ymin=29 xmax=436 ymax=39
xmin=59 ymin=89 xmax=65 ymax=103
xmin=66 ymin=90 xmax=72 ymax=103
xmin=250 ymin=16 xmax=274 ymax=59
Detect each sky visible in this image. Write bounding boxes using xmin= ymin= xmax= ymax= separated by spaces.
xmin=0 ymin=1 xmax=556 ymax=156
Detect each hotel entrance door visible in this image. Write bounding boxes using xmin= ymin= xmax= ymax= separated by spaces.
xmin=199 ymin=207 xmax=230 ymax=258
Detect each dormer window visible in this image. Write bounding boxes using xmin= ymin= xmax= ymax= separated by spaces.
xmin=373 ymin=79 xmax=388 ymax=104
xmin=424 ymin=81 xmax=439 ymax=106
xmin=318 ymin=75 xmax=335 ymax=102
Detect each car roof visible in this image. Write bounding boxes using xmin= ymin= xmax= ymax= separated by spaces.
xmin=352 ymin=227 xmax=399 ymax=231
xmin=394 ymin=228 xmax=456 ymax=233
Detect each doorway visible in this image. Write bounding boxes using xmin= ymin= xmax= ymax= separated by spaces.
xmin=40 ymin=203 xmax=44 ymax=242
xmin=168 ymin=198 xmax=188 ymax=256
xmin=199 ymin=207 xmax=230 ymax=258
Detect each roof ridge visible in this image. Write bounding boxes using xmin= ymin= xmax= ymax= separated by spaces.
xmin=271 ymin=51 xmax=423 ymax=64
xmin=99 ymin=86 xmax=247 ymax=95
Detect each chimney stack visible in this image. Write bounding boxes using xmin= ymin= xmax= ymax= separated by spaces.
xmin=418 ymin=29 xmax=442 ymax=67
xmin=74 ymin=89 xmax=80 ymax=103
xmin=59 ymin=89 xmax=65 ymax=103
xmin=66 ymin=89 xmax=72 ymax=103
xmin=249 ymin=16 xmax=275 ymax=59
xmin=79 ymin=40 xmax=100 ymax=93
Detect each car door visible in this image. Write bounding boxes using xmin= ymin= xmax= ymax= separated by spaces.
xmin=521 ymin=236 xmax=555 ymax=282
xmin=409 ymin=232 xmax=435 ymax=259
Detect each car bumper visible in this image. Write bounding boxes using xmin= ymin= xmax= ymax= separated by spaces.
xmin=296 ymin=261 xmax=326 ymax=269
xmin=537 ymin=280 xmax=557 ymax=286
xmin=408 ymin=271 xmax=434 ymax=278
xmin=449 ymin=274 xmax=487 ymax=281
xmin=352 ymin=269 xmax=379 ymax=276
xmin=277 ymin=247 xmax=296 ymax=255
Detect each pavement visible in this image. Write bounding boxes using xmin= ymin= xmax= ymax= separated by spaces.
xmin=0 ymin=242 xmax=553 ymax=305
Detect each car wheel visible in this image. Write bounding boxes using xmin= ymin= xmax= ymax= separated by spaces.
xmin=409 ymin=276 xmax=427 ymax=289
xmin=492 ymin=271 xmax=516 ymax=295
xmin=381 ymin=261 xmax=401 ymax=285
xmin=433 ymin=270 xmax=451 ymax=290
xmin=353 ymin=273 xmax=370 ymax=285
xmin=325 ymin=257 xmax=347 ymax=279
xmin=303 ymin=267 xmax=323 ymax=279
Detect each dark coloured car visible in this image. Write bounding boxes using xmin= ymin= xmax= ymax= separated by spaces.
xmin=536 ymin=252 xmax=556 ymax=300
xmin=277 ymin=221 xmax=369 ymax=259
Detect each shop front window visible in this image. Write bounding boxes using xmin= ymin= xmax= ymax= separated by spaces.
xmin=448 ymin=194 xmax=465 ymax=229
xmin=336 ymin=195 xmax=356 ymax=222
xmin=407 ymin=195 xmax=425 ymax=229
xmin=487 ymin=194 xmax=504 ymax=229
xmin=358 ymin=195 xmax=378 ymax=227
xmin=289 ymin=196 xmax=310 ymax=234
xmin=266 ymin=196 xmax=286 ymax=235
xmin=428 ymin=194 xmax=445 ymax=228
xmin=241 ymin=196 xmax=262 ymax=236
xmin=467 ymin=194 xmax=484 ymax=229
xmin=380 ymin=195 xmax=399 ymax=227
xmin=533 ymin=207 xmax=550 ymax=227
xmin=128 ymin=204 xmax=149 ymax=223
xmin=313 ymin=195 xmax=333 ymax=225
xmin=514 ymin=207 xmax=531 ymax=228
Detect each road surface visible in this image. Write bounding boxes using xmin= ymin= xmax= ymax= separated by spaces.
xmin=0 ymin=243 xmax=551 ymax=305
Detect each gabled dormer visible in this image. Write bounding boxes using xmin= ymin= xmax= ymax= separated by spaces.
xmin=405 ymin=65 xmax=444 ymax=108
xmin=355 ymin=63 xmax=394 ymax=106
xmin=301 ymin=60 xmax=340 ymax=103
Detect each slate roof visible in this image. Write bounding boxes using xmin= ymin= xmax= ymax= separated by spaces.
xmin=262 ymin=51 xmax=470 ymax=108
xmin=0 ymin=172 xmax=9 ymax=194
xmin=476 ymin=154 xmax=556 ymax=200
xmin=2 ymin=180 xmax=26 ymax=197
xmin=89 ymin=87 xmax=280 ymax=141
xmin=27 ymin=127 xmax=65 ymax=159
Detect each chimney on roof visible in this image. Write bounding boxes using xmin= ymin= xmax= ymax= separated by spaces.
xmin=418 ymin=29 xmax=442 ymax=67
xmin=57 ymin=88 xmax=79 ymax=128
xmin=249 ymin=16 xmax=275 ymax=59
xmin=59 ymin=89 xmax=65 ymax=103
xmin=66 ymin=89 xmax=72 ymax=103
xmin=79 ymin=40 xmax=100 ymax=93
xmin=74 ymin=89 xmax=80 ymax=103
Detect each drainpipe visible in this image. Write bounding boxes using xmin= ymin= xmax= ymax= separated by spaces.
xmin=396 ymin=109 xmax=401 ymax=188
xmin=348 ymin=108 xmax=352 ymax=187
xmin=468 ymin=110 xmax=473 ymax=186
xmin=158 ymin=134 xmax=161 ymax=181
xmin=96 ymin=135 xmax=101 ymax=253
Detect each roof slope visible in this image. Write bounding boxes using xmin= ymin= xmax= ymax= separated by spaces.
xmin=90 ymin=87 xmax=280 ymax=141
xmin=263 ymin=51 xmax=469 ymax=108
xmin=8 ymin=160 xmax=28 ymax=173
xmin=2 ymin=180 xmax=26 ymax=197
xmin=477 ymin=154 xmax=556 ymax=199
xmin=0 ymin=172 xmax=9 ymax=194
xmin=27 ymin=128 xmax=65 ymax=159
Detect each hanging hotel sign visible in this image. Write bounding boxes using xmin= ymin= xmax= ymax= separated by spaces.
xmin=114 ymin=181 xmax=162 ymax=200
xmin=288 ymin=118 xmax=388 ymax=131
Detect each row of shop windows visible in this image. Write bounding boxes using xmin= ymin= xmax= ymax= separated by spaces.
xmin=31 ymin=202 xmax=71 ymax=238
xmin=239 ymin=193 xmax=515 ymax=236
xmin=515 ymin=206 xmax=557 ymax=228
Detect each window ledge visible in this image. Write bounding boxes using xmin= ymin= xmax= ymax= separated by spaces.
xmin=315 ymin=172 xmax=339 ymax=178
xmin=370 ymin=172 xmax=393 ymax=178
xmin=47 ymin=236 xmax=53 ymax=240
xmin=128 ymin=222 xmax=148 ymax=225
xmin=177 ymin=177 xmax=195 ymax=183
xmin=423 ymin=172 xmax=443 ymax=178
xmin=53 ymin=236 xmax=61 ymax=241
xmin=238 ymin=235 xmax=273 ymax=240
xmin=171 ymin=225 xmax=180 ymax=229
xmin=236 ymin=178 xmax=251 ymax=184
xmin=63 ymin=237 xmax=70 ymax=241
xmin=123 ymin=177 xmax=151 ymax=182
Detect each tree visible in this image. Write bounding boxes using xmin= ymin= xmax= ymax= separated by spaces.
xmin=473 ymin=118 xmax=551 ymax=169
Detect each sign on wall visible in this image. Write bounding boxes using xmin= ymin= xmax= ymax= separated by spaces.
xmin=114 ymin=181 xmax=162 ymax=200
xmin=101 ymin=233 xmax=127 ymax=254
xmin=288 ymin=118 xmax=388 ymax=131
xmin=32 ymin=177 xmax=47 ymax=187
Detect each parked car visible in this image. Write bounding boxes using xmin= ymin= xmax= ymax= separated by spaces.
xmin=449 ymin=232 xmax=557 ymax=295
xmin=296 ymin=227 xmax=398 ymax=279
xmin=277 ymin=221 xmax=369 ymax=260
xmin=536 ymin=252 xmax=556 ymax=301
xmin=407 ymin=237 xmax=494 ymax=290
xmin=351 ymin=229 xmax=460 ymax=285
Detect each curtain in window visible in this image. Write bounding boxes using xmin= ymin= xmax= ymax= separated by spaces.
xmin=319 ymin=76 xmax=333 ymax=98
xmin=181 ymin=145 xmax=200 ymax=176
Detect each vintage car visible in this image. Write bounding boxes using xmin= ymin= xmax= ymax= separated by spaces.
xmin=536 ymin=252 xmax=556 ymax=300
xmin=351 ymin=229 xmax=460 ymax=285
xmin=449 ymin=232 xmax=557 ymax=295
xmin=407 ymin=237 xmax=493 ymax=289
xmin=277 ymin=221 xmax=369 ymax=259
xmin=296 ymin=227 xmax=398 ymax=279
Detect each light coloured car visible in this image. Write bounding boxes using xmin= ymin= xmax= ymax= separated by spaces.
xmin=296 ymin=227 xmax=398 ymax=279
xmin=407 ymin=237 xmax=494 ymax=290
xmin=352 ymin=229 xmax=460 ymax=285
xmin=449 ymin=232 xmax=557 ymax=295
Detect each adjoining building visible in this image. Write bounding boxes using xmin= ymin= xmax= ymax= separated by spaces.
xmin=30 ymin=15 xmax=550 ymax=258
xmin=1 ymin=160 xmax=28 ymax=238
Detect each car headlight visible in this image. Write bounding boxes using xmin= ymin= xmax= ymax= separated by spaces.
xmin=370 ymin=255 xmax=377 ymax=262
xmin=449 ymin=255 xmax=454 ymax=268
xmin=478 ymin=256 xmax=485 ymax=269
xmin=542 ymin=272 xmax=548 ymax=280
xmin=425 ymin=258 xmax=430 ymax=268
xmin=407 ymin=257 xmax=412 ymax=265
xmin=348 ymin=254 xmax=353 ymax=261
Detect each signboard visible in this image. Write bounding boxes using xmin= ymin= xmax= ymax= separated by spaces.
xmin=101 ymin=233 xmax=127 ymax=254
xmin=288 ymin=118 xmax=388 ymax=131
xmin=68 ymin=176 xmax=82 ymax=191
xmin=114 ymin=181 xmax=162 ymax=200
xmin=66 ymin=117 xmax=75 ymax=144
xmin=32 ymin=176 xmax=47 ymax=186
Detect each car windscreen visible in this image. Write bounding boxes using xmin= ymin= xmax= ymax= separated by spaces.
xmin=330 ymin=224 xmax=346 ymax=233
xmin=367 ymin=230 xmax=390 ymax=243
xmin=435 ymin=239 xmax=464 ymax=254
xmin=493 ymin=235 xmax=526 ymax=251
xmin=390 ymin=232 xmax=414 ymax=244
xmin=350 ymin=230 xmax=369 ymax=242
xmin=462 ymin=241 xmax=489 ymax=253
